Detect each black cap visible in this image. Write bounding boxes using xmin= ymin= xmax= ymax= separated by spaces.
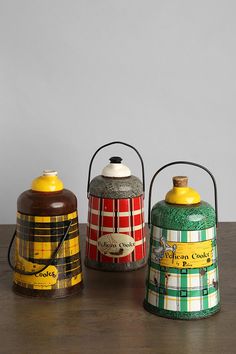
xmin=109 ymin=156 xmax=122 ymax=164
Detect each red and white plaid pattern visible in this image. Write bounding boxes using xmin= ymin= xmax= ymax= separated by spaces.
xmin=86 ymin=196 xmax=146 ymax=264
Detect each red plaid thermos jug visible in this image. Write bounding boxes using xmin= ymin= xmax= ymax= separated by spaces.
xmin=85 ymin=141 xmax=146 ymax=271
xmin=8 ymin=170 xmax=83 ymax=298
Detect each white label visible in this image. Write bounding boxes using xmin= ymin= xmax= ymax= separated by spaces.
xmin=97 ymin=233 xmax=135 ymax=258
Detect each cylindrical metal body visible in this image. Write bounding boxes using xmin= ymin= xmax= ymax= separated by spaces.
xmin=144 ymin=162 xmax=220 ymax=320
xmin=10 ymin=171 xmax=83 ymax=298
xmin=85 ymin=141 xmax=146 ymax=271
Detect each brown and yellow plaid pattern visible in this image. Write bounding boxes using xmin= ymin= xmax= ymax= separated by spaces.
xmin=14 ymin=211 xmax=82 ymax=290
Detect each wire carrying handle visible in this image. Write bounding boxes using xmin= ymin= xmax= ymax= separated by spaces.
xmin=8 ymin=220 xmax=72 ymax=276
xmin=87 ymin=141 xmax=145 ymax=198
xmin=148 ymin=161 xmax=218 ymax=228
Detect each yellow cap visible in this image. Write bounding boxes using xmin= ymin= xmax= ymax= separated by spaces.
xmin=31 ymin=170 xmax=64 ymax=192
xmin=165 ymin=176 xmax=200 ymax=205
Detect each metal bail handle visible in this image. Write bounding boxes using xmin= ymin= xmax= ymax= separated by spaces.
xmin=87 ymin=141 xmax=145 ymax=197
xmin=148 ymin=161 xmax=218 ymax=228
xmin=8 ymin=220 xmax=72 ymax=276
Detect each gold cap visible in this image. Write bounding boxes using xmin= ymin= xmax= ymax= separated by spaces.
xmin=31 ymin=170 xmax=64 ymax=192
xmin=165 ymin=176 xmax=201 ymax=205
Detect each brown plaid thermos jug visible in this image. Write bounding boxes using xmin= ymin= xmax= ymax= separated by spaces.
xmin=8 ymin=170 xmax=83 ymax=298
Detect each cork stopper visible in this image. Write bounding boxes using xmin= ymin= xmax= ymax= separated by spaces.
xmin=166 ymin=176 xmax=200 ymax=204
xmin=173 ymin=176 xmax=188 ymax=188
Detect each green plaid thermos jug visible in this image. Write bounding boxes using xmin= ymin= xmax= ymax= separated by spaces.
xmin=8 ymin=170 xmax=83 ymax=298
xmin=144 ymin=161 xmax=220 ymax=320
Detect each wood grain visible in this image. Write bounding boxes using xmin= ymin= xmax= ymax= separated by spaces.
xmin=0 ymin=223 xmax=236 ymax=354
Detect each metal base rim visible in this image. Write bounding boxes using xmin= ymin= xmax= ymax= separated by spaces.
xmin=143 ymin=300 xmax=221 ymax=320
xmin=84 ymin=258 xmax=146 ymax=272
xmin=12 ymin=282 xmax=83 ymax=299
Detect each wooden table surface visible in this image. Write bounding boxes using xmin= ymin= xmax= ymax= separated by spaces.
xmin=0 ymin=223 xmax=235 ymax=354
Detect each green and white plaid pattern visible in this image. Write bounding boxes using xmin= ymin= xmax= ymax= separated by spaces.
xmin=145 ymin=226 xmax=220 ymax=313
xmin=152 ymin=225 xmax=216 ymax=242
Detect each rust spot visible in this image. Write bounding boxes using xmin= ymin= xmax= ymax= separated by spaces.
xmin=213 ymin=280 xmax=218 ymax=289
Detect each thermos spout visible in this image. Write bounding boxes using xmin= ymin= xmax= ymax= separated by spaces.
xmin=173 ymin=176 xmax=188 ymax=187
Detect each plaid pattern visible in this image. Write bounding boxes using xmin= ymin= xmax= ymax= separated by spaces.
xmin=152 ymin=225 xmax=216 ymax=242
xmin=145 ymin=226 xmax=220 ymax=313
xmin=86 ymin=196 xmax=145 ymax=264
xmin=14 ymin=211 xmax=82 ymax=290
